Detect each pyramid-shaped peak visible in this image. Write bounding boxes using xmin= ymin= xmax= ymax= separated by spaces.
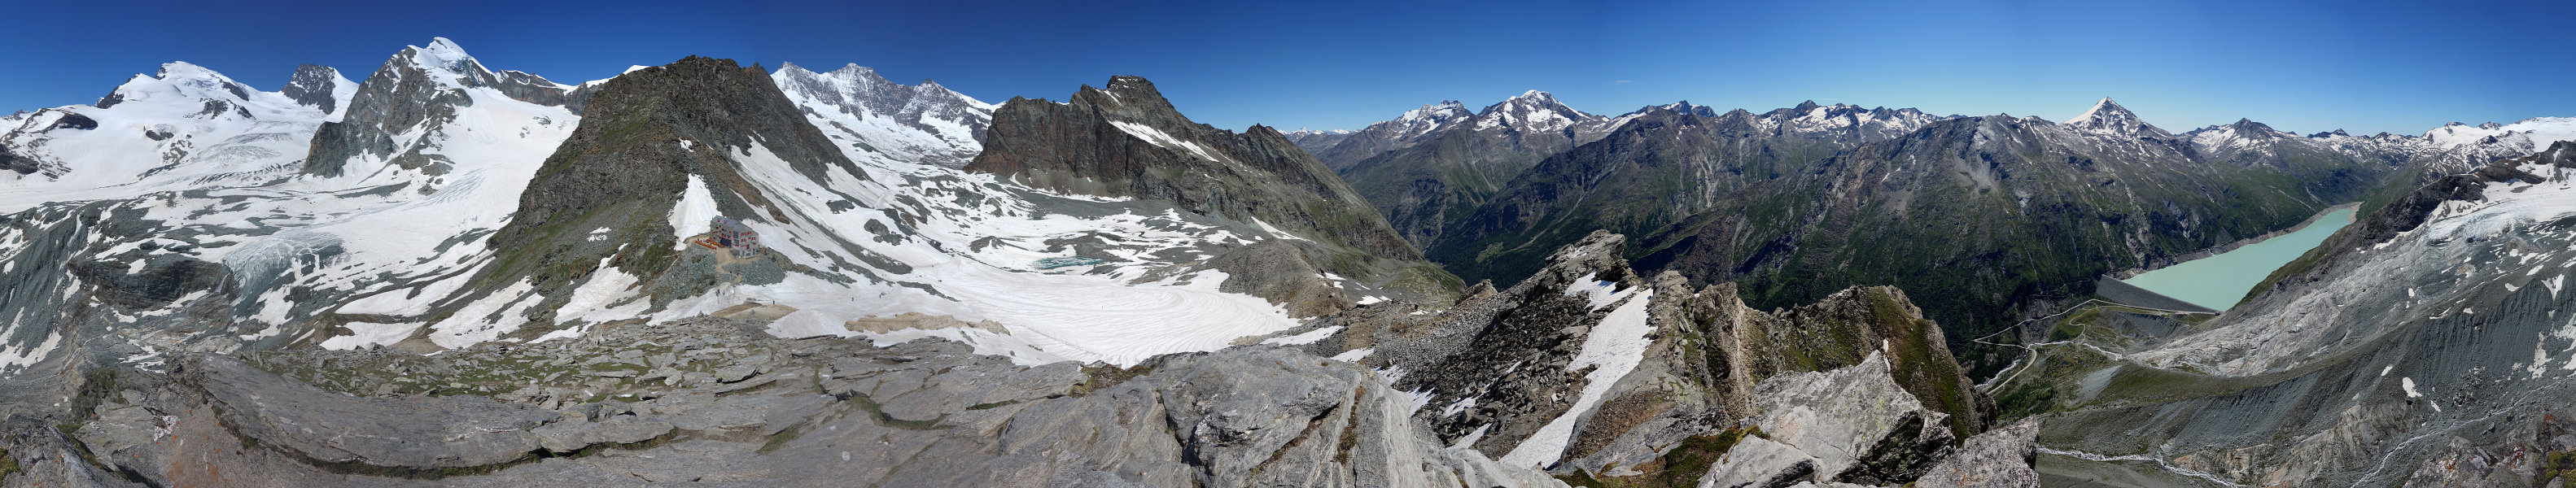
xmin=2063 ymin=97 xmax=2167 ymax=137
xmin=417 ymin=37 xmax=471 ymax=60
xmin=2067 ymin=97 xmax=2132 ymax=122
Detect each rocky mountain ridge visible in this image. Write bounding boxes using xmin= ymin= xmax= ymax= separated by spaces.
xmin=1240 ymin=231 xmax=2007 ymax=486
xmin=965 ymin=75 xmax=1462 ymax=303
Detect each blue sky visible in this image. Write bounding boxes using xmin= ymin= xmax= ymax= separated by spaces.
xmin=4 ymin=0 xmax=2569 ymax=136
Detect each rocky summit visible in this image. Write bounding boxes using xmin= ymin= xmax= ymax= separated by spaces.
xmin=2 ymin=21 xmax=2573 ymax=488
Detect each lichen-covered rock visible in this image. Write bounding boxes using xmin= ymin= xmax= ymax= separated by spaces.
xmin=1738 ymin=352 xmax=1952 ymax=484
xmin=531 ymin=416 xmax=672 ymax=453
xmin=1695 ymin=436 xmax=1815 ymax=488
xmin=185 ymin=355 xmax=558 ymax=469
xmin=1915 ymin=420 xmax=2039 ymax=488
xmin=35 ymin=316 xmax=1564 ymax=487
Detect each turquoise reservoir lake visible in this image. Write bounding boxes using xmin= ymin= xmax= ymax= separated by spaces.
xmin=2119 ymin=207 xmax=2357 ymax=312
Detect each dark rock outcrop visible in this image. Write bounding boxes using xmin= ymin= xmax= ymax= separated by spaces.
xmin=278 ymin=64 xmax=344 ymax=115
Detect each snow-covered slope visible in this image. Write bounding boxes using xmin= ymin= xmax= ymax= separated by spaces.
xmin=429 ymin=62 xmax=1333 ymax=366
xmin=645 ymin=138 xmax=1310 ymax=366
xmin=0 ymin=62 xmax=353 ymax=211
xmin=0 ymin=43 xmax=1397 ymax=378
xmin=0 ymin=39 xmax=579 ymax=376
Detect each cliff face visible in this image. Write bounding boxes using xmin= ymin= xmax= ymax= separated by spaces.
xmin=967 ymin=76 xmax=1460 ymax=302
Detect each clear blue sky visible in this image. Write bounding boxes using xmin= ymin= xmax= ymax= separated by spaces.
xmin=5 ymin=0 xmax=2569 ymax=136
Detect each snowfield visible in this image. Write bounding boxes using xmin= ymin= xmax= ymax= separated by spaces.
xmin=2 ymin=41 xmax=1332 ymax=369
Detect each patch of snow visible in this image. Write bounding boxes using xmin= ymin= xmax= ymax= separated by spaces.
xmin=1330 ymin=348 xmax=1374 ymax=363
xmin=1108 ymin=120 xmax=1228 ymax=163
xmin=1498 ymin=288 xmax=1657 ymax=468
xmin=319 ymin=322 xmax=424 ymax=350
xmin=669 ymin=174 xmax=718 ymax=246
xmin=1262 ymin=325 xmax=1343 ymax=346
xmin=427 ymin=280 xmax=538 ymax=348
xmin=0 ymin=331 xmax=63 ymax=373
xmin=1441 ymin=396 xmax=1479 ymax=417
xmin=1450 ymin=424 xmax=1492 ymax=451
xmin=1560 ymin=272 xmax=1625 ymax=311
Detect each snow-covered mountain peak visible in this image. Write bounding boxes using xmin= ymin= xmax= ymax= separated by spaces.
xmin=2182 ymin=117 xmax=2301 ymax=152
xmin=408 ymin=37 xmax=481 ymax=72
xmin=150 ymin=61 xmax=236 ymax=88
xmin=2422 ymin=116 xmax=2576 ymax=150
xmin=2062 ymin=97 xmax=2168 ymax=137
xmin=1401 ymin=101 xmax=1472 ymax=123
xmin=1737 ymin=102 xmax=1943 ymax=139
xmin=1476 ymin=89 xmax=1600 ymax=133
xmin=2 ymin=57 xmax=361 ymax=208
xmin=1654 ymin=101 xmax=1720 ymax=117
xmin=772 ymin=61 xmax=994 ymax=168
xmin=94 ymin=61 xmax=269 ymax=111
